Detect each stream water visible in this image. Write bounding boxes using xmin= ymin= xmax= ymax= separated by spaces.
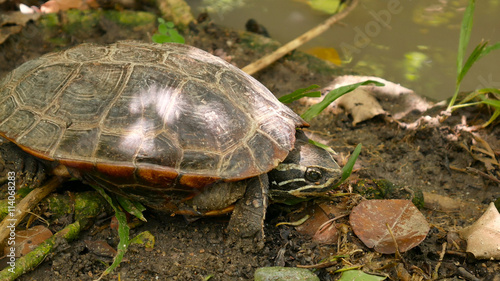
xmin=187 ymin=0 xmax=500 ymax=101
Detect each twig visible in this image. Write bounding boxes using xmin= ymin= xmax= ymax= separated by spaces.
xmin=0 ymin=176 xmax=61 ymax=246
xmin=432 ymin=242 xmax=447 ymax=280
xmin=241 ymin=0 xmax=359 ymax=75
xmin=457 ymin=267 xmax=481 ymax=281
xmin=317 ymin=213 xmax=349 ymax=232
xmin=0 ymin=221 xmax=81 ymax=281
xmin=466 ymin=167 xmax=500 ymax=183
xmin=386 ymin=223 xmax=406 ymax=266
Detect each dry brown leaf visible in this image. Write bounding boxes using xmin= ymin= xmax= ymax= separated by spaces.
xmin=84 ymin=240 xmax=118 ymax=258
xmin=336 ymin=87 xmax=387 ymax=126
xmin=459 ymin=202 xmax=500 ymax=260
xmin=3 ymin=225 xmax=53 ymax=257
xmin=295 ymin=202 xmax=346 ymax=244
xmin=423 ymin=191 xmax=465 ymax=212
xmin=41 ymin=0 xmax=88 ymax=13
xmin=312 ymin=221 xmax=338 ymax=245
xmin=470 ymin=134 xmax=499 ymax=170
xmin=317 ymin=75 xmax=432 ymax=123
xmin=0 ymin=12 xmax=40 ymax=44
xmin=349 ymin=199 xmax=430 ymax=254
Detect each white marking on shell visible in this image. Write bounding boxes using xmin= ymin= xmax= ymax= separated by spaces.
xmin=119 ymin=118 xmax=155 ymax=156
xmin=129 ymin=84 xmax=184 ymax=125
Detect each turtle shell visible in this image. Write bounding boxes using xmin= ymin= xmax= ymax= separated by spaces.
xmin=0 ymin=41 xmax=307 ymax=190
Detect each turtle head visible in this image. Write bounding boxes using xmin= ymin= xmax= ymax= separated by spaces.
xmin=268 ymin=131 xmax=343 ymax=205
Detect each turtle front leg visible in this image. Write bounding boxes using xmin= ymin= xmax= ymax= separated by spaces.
xmin=228 ymin=174 xmax=269 ymax=239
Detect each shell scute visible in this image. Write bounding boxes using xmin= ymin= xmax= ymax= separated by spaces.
xmin=95 ymin=134 xmax=134 ymax=162
xmin=219 ymin=145 xmax=259 ymax=179
xmin=112 ymin=42 xmax=163 ymax=63
xmin=135 ymin=134 xmax=180 ymax=168
xmin=15 ymin=64 xmax=74 ymax=110
xmin=18 ymin=120 xmax=62 ymax=155
xmin=0 ymin=110 xmax=37 ymax=139
xmin=47 ymin=64 xmax=126 ymax=125
xmin=65 ymin=45 xmax=109 ymax=62
xmin=56 ymin=128 xmax=100 ymax=161
xmin=175 ymin=80 xmax=251 ymax=153
xmin=180 ymin=151 xmax=221 ymax=175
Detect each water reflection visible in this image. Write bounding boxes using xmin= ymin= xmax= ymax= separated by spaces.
xmin=188 ymin=0 xmax=500 ymax=100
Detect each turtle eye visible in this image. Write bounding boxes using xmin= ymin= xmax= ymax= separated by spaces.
xmin=305 ymin=168 xmax=322 ymax=182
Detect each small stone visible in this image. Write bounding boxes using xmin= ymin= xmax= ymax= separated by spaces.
xmin=254 ymin=267 xmax=319 ymax=281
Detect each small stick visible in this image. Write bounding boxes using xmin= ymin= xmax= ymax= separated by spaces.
xmin=466 ymin=167 xmax=500 ymax=183
xmin=386 ymin=223 xmax=405 ymax=265
xmin=433 ymin=242 xmax=447 ymax=280
xmin=0 ymin=221 xmax=81 ymax=281
xmin=241 ymin=0 xmax=359 ymax=75
xmin=0 ymin=176 xmax=61 ymax=246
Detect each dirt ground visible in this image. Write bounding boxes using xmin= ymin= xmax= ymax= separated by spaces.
xmin=0 ymin=7 xmax=499 ymax=281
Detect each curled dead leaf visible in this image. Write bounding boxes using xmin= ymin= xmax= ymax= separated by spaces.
xmin=299 ymin=75 xmax=432 ymax=125
xmin=459 ymin=202 xmax=500 ymax=260
xmin=336 ymin=87 xmax=386 ymax=126
xmin=0 ymin=12 xmax=40 ymax=44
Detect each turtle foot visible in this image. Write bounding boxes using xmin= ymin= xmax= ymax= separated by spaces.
xmin=227 ymin=174 xmax=269 ymax=240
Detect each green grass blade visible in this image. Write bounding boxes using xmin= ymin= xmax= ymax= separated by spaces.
xmin=449 ymin=0 xmax=475 ymax=110
xmin=458 ymin=90 xmax=481 ymax=104
xmin=482 ymin=108 xmax=500 ymax=127
xmin=457 ymin=41 xmax=488 ymax=85
xmin=301 ymin=80 xmax=384 ymax=121
xmin=479 ymin=98 xmax=500 ymax=127
xmin=116 ymin=195 xmax=147 ymax=222
xmin=457 ymin=0 xmax=475 ymax=76
xmin=278 ymin=85 xmax=321 ymax=103
xmin=477 ymin=88 xmax=500 ymax=95
xmin=480 ymin=98 xmax=500 ymax=108
xmin=478 ymin=42 xmax=500 ymax=60
xmin=92 ymin=185 xmax=130 ymax=278
xmin=330 ymin=143 xmax=362 ymax=189
xmin=308 ymin=139 xmax=336 ymax=154
xmin=340 ymin=143 xmax=362 ymax=183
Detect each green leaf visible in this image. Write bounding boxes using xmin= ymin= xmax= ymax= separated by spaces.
xmin=457 ymin=41 xmax=488 ymax=85
xmin=481 ymin=107 xmax=500 ymax=127
xmin=480 ymin=98 xmax=500 ymax=108
xmin=152 ymin=19 xmax=185 ymax=44
xmin=169 ymin=30 xmax=186 ymax=44
xmin=158 ymin=23 xmax=168 ymax=35
xmin=92 ymin=185 xmax=130 ymax=278
xmin=300 ymin=80 xmax=384 ymax=121
xmin=477 ymin=42 xmax=500 ymax=60
xmin=457 ymin=0 xmax=475 ymax=77
xmin=308 ymin=139 xmax=336 ymax=154
xmin=116 ymin=195 xmax=147 ymax=222
xmin=278 ymin=84 xmax=321 ymax=104
xmin=449 ymin=0 xmax=475 ymax=109
xmin=152 ymin=34 xmax=169 ymax=44
xmin=479 ymin=98 xmax=500 ymax=127
xmin=157 ymin=18 xmax=166 ymax=25
xmin=340 ymin=143 xmax=361 ymax=183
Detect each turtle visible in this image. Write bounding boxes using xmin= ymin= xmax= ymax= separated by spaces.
xmin=0 ymin=41 xmax=342 ymax=238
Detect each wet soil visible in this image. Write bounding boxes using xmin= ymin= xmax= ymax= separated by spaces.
xmin=0 ymin=10 xmax=499 ymax=281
